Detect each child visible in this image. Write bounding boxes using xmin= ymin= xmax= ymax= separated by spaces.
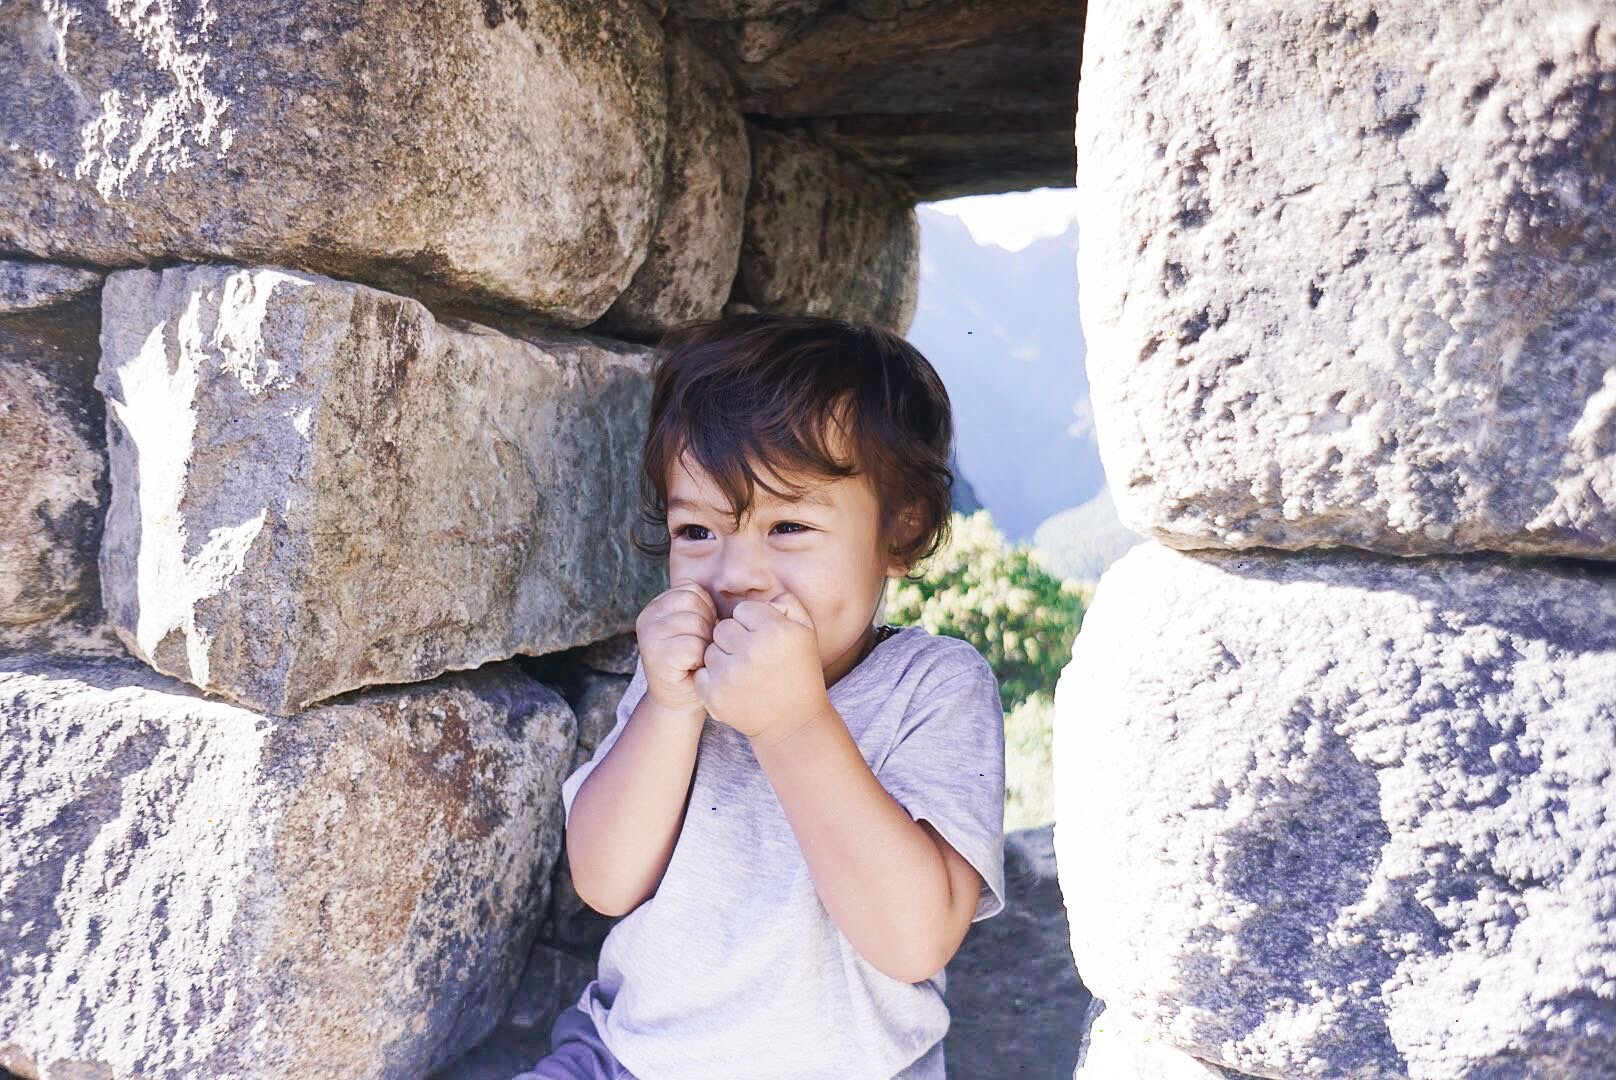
xmin=517 ymin=314 xmax=1007 ymax=1079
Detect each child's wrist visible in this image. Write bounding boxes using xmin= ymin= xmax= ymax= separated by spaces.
xmin=640 ymin=691 xmax=707 ymax=727
xmin=749 ymin=696 xmax=837 ymax=749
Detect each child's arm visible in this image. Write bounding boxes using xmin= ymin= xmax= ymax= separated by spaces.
xmin=750 ymin=703 xmax=979 ymax=984
xmin=565 ymin=692 xmax=704 ymax=917
xmin=567 ymin=580 xmax=716 ymax=918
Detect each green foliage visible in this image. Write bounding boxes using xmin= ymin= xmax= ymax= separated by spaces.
xmin=1003 ymin=690 xmax=1056 ymax=831
xmin=884 ymin=509 xmax=1088 ymax=714
xmin=884 ymin=510 xmax=1086 ymax=833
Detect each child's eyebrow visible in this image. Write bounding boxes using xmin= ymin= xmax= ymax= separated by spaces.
xmin=772 ymin=489 xmax=834 ymax=508
xmin=668 ymin=490 xmax=834 ymax=513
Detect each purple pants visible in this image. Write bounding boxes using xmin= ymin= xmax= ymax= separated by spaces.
xmin=512 ymin=1004 xmax=640 ymax=1080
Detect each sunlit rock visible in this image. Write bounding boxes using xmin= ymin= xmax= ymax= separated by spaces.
xmin=595 ymin=27 xmax=750 ymax=340
xmin=97 ymin=264 xmax=666 ymax=714
xmin=1055 ymin=542 xmax=1616 ymax=1076
xmin=0 ymin=655 xmax=573 ymax=1080
xmin=1077 ymin=2 xmax=1616 ymax=558
xmin=0 ymin=1 xmax=665 ymax=326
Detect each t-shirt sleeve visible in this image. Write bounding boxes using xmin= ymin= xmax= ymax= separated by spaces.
xmin=561 ymin=658 xmax=648 ymax=830
xmin=875 ymin=648 xmax=1008 ymax=922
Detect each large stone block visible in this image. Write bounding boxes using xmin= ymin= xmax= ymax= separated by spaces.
xmin=669 ymin=0 xmax=827 ymax=17
xmin=735 ymin=125 xmax=919 ymax=332
xmin=0 ymin=655 xmax=574 ymax=1080
xmin=576 ymin=632 xmax=638 ymax=676
xmin=0 ymin=1 xmax=665 ymax=327
xmin=572 ymin=670 xmax=633 ymax=753
xmin=97 ymin=264 xmax=666 ymax=715
xmin=1076 ymin=2 xmax=1616 ymax=559
xmin=1054 ymin=542 xmax=1616 ymax=1077
xmin=689 ymin=0 xmax=1082 ymax=199
xmin=1074 ymin=1002 xmax=1256 ymax=1079
xmin=595 ymin=27 xmax=751 ymax=340
xmin=0 ymin=263 xmax=121 ymax=657
xmin=427 ymin=940 xmax=599 ymax=1080
xmin=0 ymin=262 xmax=101 ymax=315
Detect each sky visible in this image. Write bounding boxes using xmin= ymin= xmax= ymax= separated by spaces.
xmin=925 ymin=187 xmax=1080 ymax=252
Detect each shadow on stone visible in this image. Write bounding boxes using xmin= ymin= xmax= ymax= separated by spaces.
xmin=945 ymin=823 xmax=1091 ymax=1079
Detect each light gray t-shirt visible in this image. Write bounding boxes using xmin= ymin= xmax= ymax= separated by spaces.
xmin=560 ymin=624 xmax=1008 ymax=1079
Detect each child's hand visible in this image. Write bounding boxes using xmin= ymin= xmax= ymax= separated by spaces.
xmin=694 ymin=591 xmax=832 ymax=744
xmin=635 ymin=579 xmax=718 ymax=719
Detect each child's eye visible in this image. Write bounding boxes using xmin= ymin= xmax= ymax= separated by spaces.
xmin=773 ymin=522 xmax=809 ymax=535
xmin=672 ymin=524 xmax=711 ymax=541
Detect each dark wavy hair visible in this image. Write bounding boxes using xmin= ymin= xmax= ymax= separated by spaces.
xmin=631 ymin=312 xmax=955 ymax=579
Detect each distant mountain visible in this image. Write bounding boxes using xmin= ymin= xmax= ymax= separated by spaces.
xmin=949 ymin=447 xmax=984 ymax=515
xmin=1030 ymin=485 xmax=1146 ymax=586
xmin=906 ymin=207 xmax=1104 ymax=544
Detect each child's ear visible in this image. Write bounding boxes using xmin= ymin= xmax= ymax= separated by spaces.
xmin=885 ymin=505 xmax=924 ymax=577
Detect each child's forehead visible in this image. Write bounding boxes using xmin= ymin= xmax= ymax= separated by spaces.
xmin=667 ymin=452 xmax=861 ymax=511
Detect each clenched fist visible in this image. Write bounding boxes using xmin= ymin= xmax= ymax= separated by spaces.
xmin=693 ymin=591 xmax=832 ymax=745
xmin=635 ymin=579 xmax=718 ymax=720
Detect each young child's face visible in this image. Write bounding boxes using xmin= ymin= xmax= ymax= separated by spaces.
xmin=665 ymin=442 xmax=906 ymax=690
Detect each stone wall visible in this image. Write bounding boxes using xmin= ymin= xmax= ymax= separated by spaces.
xmin=0 ymin=0 xmax=1090 ymax=1075
xmin=1059 ymin=3 xmax=1616 ymax=1076
xmin=12 ymin=0 xmax=1615 ymax=1076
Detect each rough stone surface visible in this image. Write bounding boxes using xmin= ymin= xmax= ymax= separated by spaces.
xmin=0 ymin=654 xmax=575 ymax=1080
xmin=736 ymin=125 xmax=919 ymax=332
xmin=671 ymin=0 xmax=828 ymax=18
xmin=426 ymin=941 xmax=600 ymax=1080
xmin=576 ymin=632 xmax=639 ymax=676
xmin=1075 ymin=1001 xmax=1260 ymax=1079
xmin=97 ymin=264 xmax=667 ymax=715
xmin=0 ymin=277 xmax=121 ymax=658
xmin=693 ymin=0 xmax=1082 ymax=199
xmin=501 ymin=657 xmax=631 ymax=959
xmin=1077 ymin=2 xmax=1616 ymax=559
xmin=0 ymin=260 xmax=101 ymax=315
xmin=594 ymin=28 xmax=750 ymax=341
xmin=567 ymin=670 xmax=632 ymax=760
xmin=528 ymin=666 xmax=635 ymax=959
xmin=0 ymin=1 xmax=666 ymax=327
xmin=1055 ymin=542 xmax=1616 ymax=1078
xmin=0 ymin=363 xmax=102 ymax=626
xmin=943 ymin=825 xmax=1090 ymax=1079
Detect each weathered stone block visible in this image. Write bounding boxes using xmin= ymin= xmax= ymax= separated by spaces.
xmin=0 ymin=1 xmax=665 ymax=327
xmin=576 ymin=632 xmax=639 ymax=676
xmin=695 ymin=0 xmax=1082 ymax=199
xmin=97 ymin=264 xmax=666 ymax=715
xmin=0 ymin=264 xmax=121 ymax=657
xmin=0 ymin=262 xmax=101 ymax=315
xmin=1077 ymin=2 xmax=1616 ymax=558
xmin=1074 ymin=1002 xmax=1256 ymax=1079
xmin=1054 ymin=542 xmax=1616 ymax=1077
xmin=670 ymin=0 xmax=827 ymax=19
xmin=427 ymin=941 xmax=599 ymax=1080
xmin=595 ymin=28 xmax=750 ymax=340
xmin=736 ymin=125 xmax=919 ymax=332
xmin=0 ymin=655 xmax=574 ymax=1080
xmin=570 ymin=670 xmax=632 ymax=756
xmin=0 ymin=361 xmax=102 ymax=628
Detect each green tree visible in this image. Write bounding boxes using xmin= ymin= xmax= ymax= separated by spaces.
xmin=883 ymin=510 xmax=1088 ymax=831
xmin=884 ymin=509 xmax=1087 ymax=713
xmin=1003 ymin=691 xmax=1055 ymax=833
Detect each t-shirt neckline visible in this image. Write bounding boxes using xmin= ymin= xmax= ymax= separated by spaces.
xmin=829 ymin=623 xmax=907 ymax=697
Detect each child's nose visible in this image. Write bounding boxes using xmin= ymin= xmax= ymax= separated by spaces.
xmin=712 ymin=536 xmax=774 ymax=609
